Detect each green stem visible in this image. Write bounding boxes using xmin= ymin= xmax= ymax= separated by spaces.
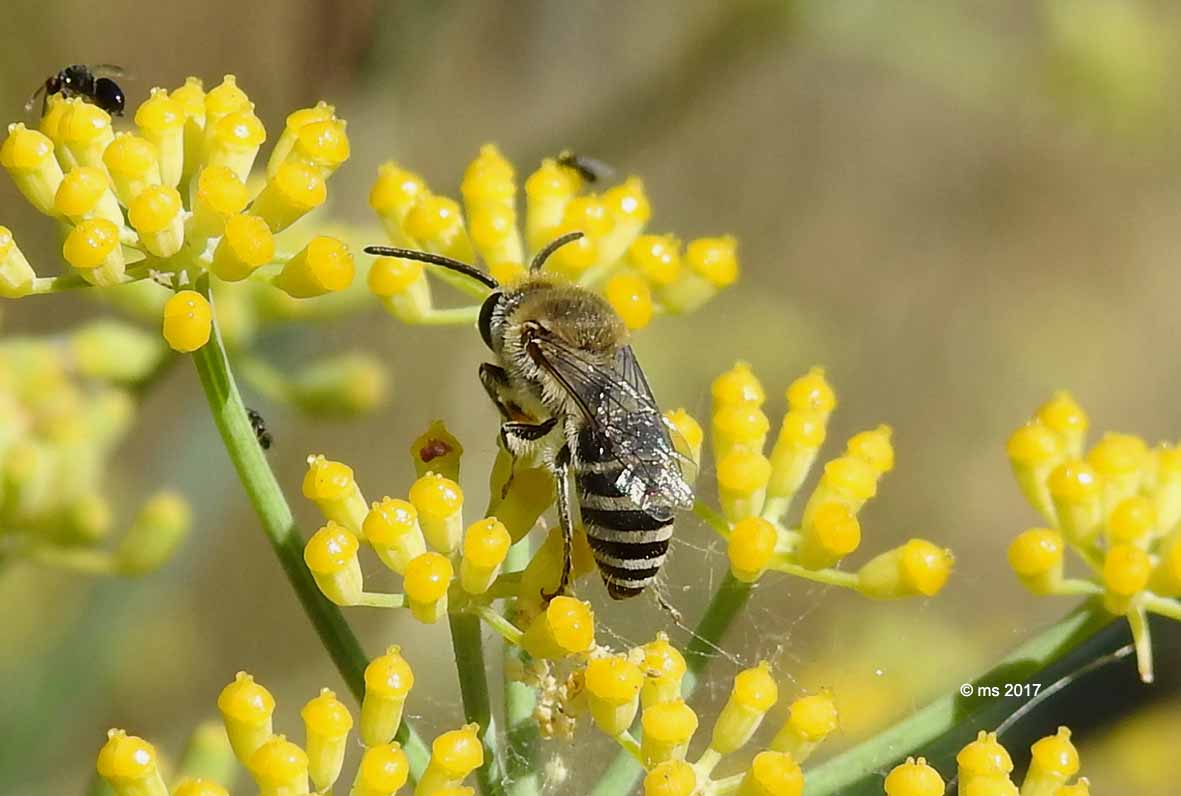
xmin=589 ymin=573 xmax=753 ymax=796
xmin=191 ymin=285 xmax=429 ymax=777
xmin=503 ymin=539 xmax=541 ymax=796
xmin=805 ymin=602 xmax=1115 ymax=796
xmin=449 ymin=611 xmax=504 ymax=796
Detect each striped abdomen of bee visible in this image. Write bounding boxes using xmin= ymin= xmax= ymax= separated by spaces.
xmin=574 ymin=425 xmax=676 ymax=599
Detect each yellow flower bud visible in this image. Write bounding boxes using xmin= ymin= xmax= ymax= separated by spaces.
xmin=713 ymin=366 xmax=766 ymax=418
xmin=469 ymin=203 xmax=524 ymax=268
xmin=599 ymin=177 xmax=651 ymax=265
xmin=134 ymin=89 xmax=185 ymax=187
xmin=39 ymin=92 xmax=69 ymax=144
xmin=62 ymin=218 xmax=125 ymax=287
xmin=771 ymin=691 xmax=838 ymax=762
xmin=544 ymin=221 xmax=598 ymax=277
xmin=162 ymin=291 xmax=212 ymax=353
xmin=115 ymin=491 xmax=192 ymax=574
xmin=404 ymin=552 xmax=454 ymax=623
xmin=460 ymin=517 xmax=511 ymax=595
xmin=246 ymin=735 xmax=309 ymax=796
xmin=584 ymin=655 xmax=643 ymax=736
xmin=302 ymin=454 xmax=367 ymax=533
xmin=1007 ymin=528 xmax=1065 ymax=595
xmin=768 ymin=409 xmax=827 ymax=504
xmin=204 ymin=75 xmax=252 ymax=128
xmin=170 ymin=76 xmax=206 ymax=183
xmin=1047 ymin=459 xmax=1102 ymax=545
xmin=275 ymin=236 xmax=355 ymax=298
xmin=409 ymin=472 xmax=465 ymax=554
xmin=364 ymin=498 xmax=427 ymax=574
xmin=415 ymin=725 xmax=483 ymax=796
xmin=660 ymin=235 xmax=737 ymax=312
xmin=205 ymin=110 xmax=266 ymax=183
xmin=96 ymin=729 xmax=169 ymax=796
xmin=304 ymin=522 xmax=363 ymax=606
xmin=461 ymin=144 xmax=515 ymax=214
xmin=0 ymin=226 xmax=35 ymax=297
xmin=640 ymin=700 xmax=698 ymax=768
xmin=639 ymin=633 xmax=687 ymax=708
xmin=797 ymin=502 xmax=861 ymax=570
xmin=1021 ymin=727 xmax=1078 ymax=796
xmin=1007 ymin=422 xmax=1065 ymax=524
xmin=1151 ymin=533 xmax=1181 ymax=596
xmin=128 ymin=185 xmax=185 ymax=257
xmin=1036 ymin=391 xmax=1088 ymax=457
xmin=362 ymin=646 xmax=415 ymax=746
xmin=217 ymin=671 xmax=275 ymax=763
xmin=846 ymin=424 xmax=894 ymax=474
xmin=289 ymin=118 xmax=349 ymax=177
xmin=516 ymin=521 xmax=595 ymax=599
xmin=59 ymin=99 xmax=115 ymax=172
xmin=374 ymin=257 xmax=433 ymax=322
xmin=1 ymin=123 xmax=64 ymax=214
xmin=492 ymin=459 xmax=554 ymax=542
xmin=1087 ymin=433 xmax=1148 ymax=512
xmin=352 ymin=743 xmax=409 ymax=796
xmin=712 ymin=402 xmax=770 ymax=465
xmin=410 ymin=420 xmax=464 ymax=482
xmin=884 ymin=757 xmax=944 ymax=796
xmin=404 ymin=193 xmax=475 ymax=263
xmin=1107 ymin=494 xmax=1155 ymax=546
xmin=604 ymin=272 xmax=653 ymax=330
xmin=787 ymin=367 xmax=836 ymax=416
xmin=664 ymin=408 xmax=703 ymax=483
xmin=250 ymin=160 xmax=327 ymax=233
xmin=212 ymin=214 xmax=275 ymax=282
xmin=801 ymin=455 xmax=878 ymax=529
xmin=737 ymin=751 xmax=803 ymax=796
xmin=643 ymin=760 xmax=696 ymax=796
xmin=957 ymin=730 xmax=1013 ymax=786
xmin=1103 ymin=543 xmax=1150 ymax=613
xmin=267 ymin=101 xmax=335 ymax=176
xmin=525 ymin=158 xmax=578 ymax=251
xmin=522 ymin=596 xmax=595 ymax=659
xmin=628 ymin=234 xmax=682 ymax=287
xmin=370 ymin=162 xmax=427 ymax=245
xmin=103 ymin=133 xmax=160 ymax=206
xmin=727 ymin=517 xmax=779 ymax=583
xmin=857 ymin=539 xmax=954 ymax=599
xmin=301 ymin=688 xmax=352 ymax=792
xmin=717 ymin=449 xmax=773 ymax=522
xmin=711 ymin=661 xmax=778 ymax=754
xmin=191 ymin=165 xmax=249 ymax=240
xmin=54 ymin=165 xmax=122 ymax=226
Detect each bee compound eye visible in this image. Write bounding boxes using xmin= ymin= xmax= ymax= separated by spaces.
xmin=478 ymin=291 xmax=503 ymax=350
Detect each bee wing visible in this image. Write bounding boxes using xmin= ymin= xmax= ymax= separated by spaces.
xmin=91 ymin=64 xmax=129 ymax=78
xmin=530 ymin=337 xmax=694 ymax=512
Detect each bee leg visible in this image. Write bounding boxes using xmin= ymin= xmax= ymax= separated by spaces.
xmin=541 ymin=443 xmax=575 ymax=603
xmin=499 ymin=417 xmax=558 ymax=499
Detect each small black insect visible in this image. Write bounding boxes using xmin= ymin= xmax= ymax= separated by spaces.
xmin=556 ymin=150 xmax=615 ymax=184
xmin=246 ymin=407 xmax=272 ymax=450
xmin=27 ymin=64 xmax=127 ymax=117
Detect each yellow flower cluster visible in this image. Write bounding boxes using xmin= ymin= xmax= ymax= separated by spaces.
xmin=0 ymin=75 xmax=358 ymax=353
xmin=0 ymin=324 xmax=190 ymax=575
xmin=1006 ymin=392 xmax=1181 ymax=681
xmin=882 ymin=726 xmax=1088 ymax=796
xmin=97 ymin=663 xmax=483 ymax=796
xmin=302 ymin=419 xmax=602 ymax=663
xmin=366 ymin=145 xmax=737 ymax=329
xmin=698 ymin=362 xmax=953 ymax=599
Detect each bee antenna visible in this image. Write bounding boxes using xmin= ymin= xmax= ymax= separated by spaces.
xmin=530 ymin=231 xmax=585 ymax=273
xmin=363 ymin=246 xmax=499 ymax=290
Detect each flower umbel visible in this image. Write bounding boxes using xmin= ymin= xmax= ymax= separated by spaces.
xmin=1006 ymin=392 xmax=1181 ymax=681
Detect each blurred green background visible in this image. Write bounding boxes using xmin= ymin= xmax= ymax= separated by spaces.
xmin=3 ymin=1 xmax=1181 ymax=793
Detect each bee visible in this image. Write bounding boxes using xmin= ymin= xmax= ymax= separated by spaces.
xmin=365 ymin=232 xmax=693 ymax=600
xmin=246 ymin=407 xmax=272 ymax=450
xmin=556 ymin=150 xmax=615 ymax=185
xmin=26 ymin=64 xmax=127 ymax=117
